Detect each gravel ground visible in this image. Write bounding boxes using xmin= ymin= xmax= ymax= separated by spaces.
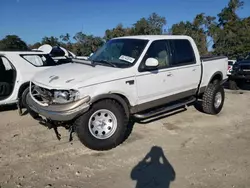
xmin=0 ymin=88 xmax=250 ymax=188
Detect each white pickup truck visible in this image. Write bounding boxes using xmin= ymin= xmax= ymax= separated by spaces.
xmin=26 ymin=35 xmax=228 ymax=151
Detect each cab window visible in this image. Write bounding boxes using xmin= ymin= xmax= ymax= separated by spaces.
xmin=139 ymin=40 xmax=172 ymax=71
xmin=170 ymin=39 xmax=196 ymax=66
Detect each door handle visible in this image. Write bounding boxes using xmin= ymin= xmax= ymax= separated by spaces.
xmin=167 ymin=73 xmax=173 ymax=77
xmin=192 ymin=68 xmax=196 ymax=71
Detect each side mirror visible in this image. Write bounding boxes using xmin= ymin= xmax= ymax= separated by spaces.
xmin=145 ymin=58 xmax=159 ymax=70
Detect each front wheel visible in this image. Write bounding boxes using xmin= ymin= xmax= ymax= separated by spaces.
xmin=75 ymin=99 xmax=129 ymax=151
xmin=20 ymin=87 xmax=29 ymax=108
xmin=202 ymin=83 xmax=225 ymax=115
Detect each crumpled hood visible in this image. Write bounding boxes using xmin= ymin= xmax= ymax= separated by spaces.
xmin=32 ymin=63 xmax=129 ymax=89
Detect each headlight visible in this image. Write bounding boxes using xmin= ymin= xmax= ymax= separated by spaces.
xmin=53 ymin=90 xmax=80 ymax=104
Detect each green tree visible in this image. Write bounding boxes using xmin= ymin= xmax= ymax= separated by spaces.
xmin=104 ymin=13 xmax=166 ymax=39
xmin=132 ymin=18 xmax=152 ymax=35
xmin=0 ymin=35 xmax=29 ymax=51
xmin=132 ymin=13 xmax=166 ymax=35
xmin=171 ymin=13 xmax=210 ymax=55
xmin=59 ymin=33 xmax=73 ymax=52
xmin=73 ymin=32 xmax=104 ymax=56
xmin=209 ymin=0 xmax=250 ymax=59
xmin=41 ymin=36 xmax=60 ymax=46
xmin=29 ymin=42 xmax=42 ymax=49
xmin=104 ymin=24 xmax=132 ymax=41
xmin=60 ymin=33 xmax=70 ymax=43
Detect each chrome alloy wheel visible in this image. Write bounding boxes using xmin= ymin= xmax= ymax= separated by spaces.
xmin=88 ymin=109 xmax=118 ymax=139
xmin=214 ymin=92 xmax=222 ymax=108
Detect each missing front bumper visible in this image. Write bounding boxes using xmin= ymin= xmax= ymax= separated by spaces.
xmin=26 ymin=93 xmax=90 ymax=121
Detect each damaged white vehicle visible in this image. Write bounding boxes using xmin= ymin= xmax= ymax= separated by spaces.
xmin=26 ymin=35 xmax=228 ymax=151
xmin=0 ymin=51 xmax=68 ymax=113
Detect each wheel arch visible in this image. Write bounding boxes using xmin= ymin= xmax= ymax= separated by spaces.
xmin=18 ymin=81 xmax=30 ymax=98
xmin=90 ymin=93 xmax=131 ymax=117
xmin=209 ymin=71 xmax=223 ymax=84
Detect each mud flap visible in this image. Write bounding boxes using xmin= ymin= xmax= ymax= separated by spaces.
xmin=17 ymin=98 xmax=22 ymax=116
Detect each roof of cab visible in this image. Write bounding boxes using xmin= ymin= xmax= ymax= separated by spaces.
xmin=113 ymin=35 xmax=193 ymax=40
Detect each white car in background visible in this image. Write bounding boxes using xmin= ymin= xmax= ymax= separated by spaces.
xmin=0 ymin=51 xmax=67 ymax=114
xmin=227 ymin=59 xmax=236 ymax=75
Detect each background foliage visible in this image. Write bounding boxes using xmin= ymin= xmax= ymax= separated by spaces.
xmin=0 ymin=0 xmax=249 ymax=58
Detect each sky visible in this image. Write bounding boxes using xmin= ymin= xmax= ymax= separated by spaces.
xmin=1 ymin=0 xmax=250 ymax=44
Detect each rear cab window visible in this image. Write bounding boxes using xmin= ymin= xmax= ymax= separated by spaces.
xmin=169 ymin=39 xmax=196 ymax=67
xmin=20 ymin=54 xmax=58 ymax=67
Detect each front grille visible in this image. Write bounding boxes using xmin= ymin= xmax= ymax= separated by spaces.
xmin=240 ymin=65 xmax=250 ymax=70
xmin=31 ymin=82 xmax=54 ymax=105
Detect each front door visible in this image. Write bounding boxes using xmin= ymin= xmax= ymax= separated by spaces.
xmin=136 ymin=40 xmax=176 ymax=107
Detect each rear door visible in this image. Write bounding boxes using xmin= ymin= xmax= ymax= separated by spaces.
xmin=0 ymin=55 xmax=17 ymax=103
xmin=167 ymin=39 xmax=201 ymax=95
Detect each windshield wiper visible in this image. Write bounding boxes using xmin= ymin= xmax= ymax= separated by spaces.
xmin=72 ymin=58 xmax=95 ymax=67
xmin=93 ymin=60 xmax=117 ymax=67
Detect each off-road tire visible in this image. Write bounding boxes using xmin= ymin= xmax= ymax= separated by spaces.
xmin=75 ymin=99 xmax=129 ymax=151
xmin=202 ymin=82 xmax=225 ymax=115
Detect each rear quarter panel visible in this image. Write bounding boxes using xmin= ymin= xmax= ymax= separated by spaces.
xmin=200 ymin=57 xmax=228 ymax=88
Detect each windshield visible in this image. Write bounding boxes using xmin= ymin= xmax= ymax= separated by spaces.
xmin=88 ymin=38 xmax=149 ymax=68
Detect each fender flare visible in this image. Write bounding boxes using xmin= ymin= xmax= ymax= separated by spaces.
xmin=18 ymin=82 xmax=30 ymax=97
xmin=90 ymin=94 xmax=130 ymax=117
xmin=208 ymin=71 xmax=223 ymax=84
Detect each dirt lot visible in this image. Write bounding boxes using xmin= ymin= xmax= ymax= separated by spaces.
xmin=0 ymin=88 xmax=250 ymax=188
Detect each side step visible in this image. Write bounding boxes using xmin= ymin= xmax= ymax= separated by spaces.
xmin=133 ymin=97 xmax=196 ymax=120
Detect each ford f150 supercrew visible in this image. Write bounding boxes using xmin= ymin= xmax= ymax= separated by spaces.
xmin=26 ymin=35 xmax=228 ymax=151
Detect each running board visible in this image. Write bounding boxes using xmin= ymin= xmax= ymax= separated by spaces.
xmin=133 ymin=97 xmax=196 ymax=120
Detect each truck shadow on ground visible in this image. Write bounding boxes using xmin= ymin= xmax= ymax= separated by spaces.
xmin=0 ymin=104 xmax=29 ymax=115
xmin=0 ymin=104 xmax=17 ymax=112
xmin=130 ymin=146 xmax=175 ymax=188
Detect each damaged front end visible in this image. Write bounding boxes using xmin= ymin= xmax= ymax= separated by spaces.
xmin=26 ymin=82 xmax=91 ymax=141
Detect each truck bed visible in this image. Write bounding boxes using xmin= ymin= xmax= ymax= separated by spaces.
xmin=200 ymin=56 xmax=228 ymax=89
xmin=201 ymin=55 xmax=227 ymax=62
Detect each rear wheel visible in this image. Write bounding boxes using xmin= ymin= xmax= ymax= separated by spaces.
xmin=202 ymin=82 xmax=225 ymax=115
xmin=75 ymin=99 xmax=129 ymax=151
